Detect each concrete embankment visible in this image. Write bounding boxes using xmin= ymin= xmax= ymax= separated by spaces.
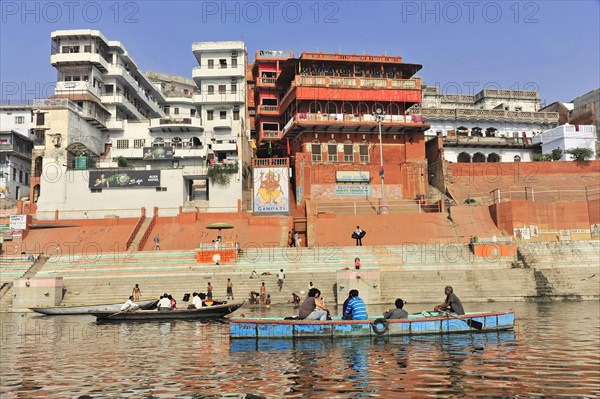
xmin=2 ymin=241 xmax=598 ymax=312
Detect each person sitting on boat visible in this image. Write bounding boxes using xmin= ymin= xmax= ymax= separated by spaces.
xmin=248 ymin=291 xmax=260 ymax=304
xmin=434 ymin=286 xmax=465 ymax=315
xmin=298 ymin=288 xmax=329 ymax=321
xmin=191 ymin=292 xmax=203 ymax=309
xmin=120 ymin=296 xmax=140 ymax=312
xmin=383 ymin=298 xmax=408 ymax=319
xmin=168 ymin=294 xmax=177 ymax=310
xmin=342 ymin=289 xmax=368 ymax=320
xmin=157 ymin=294 xmax=172 ymax=311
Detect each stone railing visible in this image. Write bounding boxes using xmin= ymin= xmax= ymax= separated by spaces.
xmin=410 ymin=108 xmax=558 ymax=123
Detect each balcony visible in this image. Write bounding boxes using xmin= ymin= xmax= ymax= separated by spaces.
xmin=258 ymin=105 xmax=278 ymax=115
xmin=55 ymin=81 xmax=102 ymax=98
xmin=100 ymin=94 xmax=145 ymax=120
xmin=149 ymin=117 xmax=204 ymax=132
xmin=261 ymin=130 xmax=281 ymax=139
xmin=51 ymin=53 xmax=110 ymax=72
xmin=442 ymin=134 xmax=535 ymax=148
xmin=192 ymin=65 xmax=245 ymax=80
xmin=410 ymin=108 xmax=559 ymax=124
xmin=258 ymin=77 xmax=277 ymax=87
xmin=252 ymin=158 xmax=289 ymax=167
xmin=192 ymin=92 xmax=244 ymax=104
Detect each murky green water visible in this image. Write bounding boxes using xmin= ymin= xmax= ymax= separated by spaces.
xmin=1 ymin=301 xmax=598 ymax=398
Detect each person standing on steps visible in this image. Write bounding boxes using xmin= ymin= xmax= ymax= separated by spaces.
xmin=294 ymin=231 xmax=300 ymax=247
xmin=207 ymin=282 xmax=213 ymax=300
xmin=434 ymin=286 xmax=465 ymax=315
xmin=154 ymin=234 xmax=160 ymax=251
xmin=260 ymin=282 xmax=267 ymax=305
xmin=353 ymin=226 xmax=364 ymax=246
xmin=354 ymin=257 xmax=361 ymax=270
xmin=132 ymin=284 xmax=141 ymax=301
xmin=226 ymin=278 xmax=234 ymax=300
xmin=277 ymin=269 xmax=285 ymax=292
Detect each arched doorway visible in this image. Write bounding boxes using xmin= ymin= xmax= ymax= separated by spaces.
xmin=487 ymin=153 xmax=501 ymax=162
xmin=514 ymin=155 xmax=521 ymax=162
xmin=457 ymin=152 xmax=471 ymax=163
xmin=473 ymin=152 xmax=486 ymax=163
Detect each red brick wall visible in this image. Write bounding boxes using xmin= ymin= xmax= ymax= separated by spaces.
xmin=492 ymin=200 xmax=593 ymax=232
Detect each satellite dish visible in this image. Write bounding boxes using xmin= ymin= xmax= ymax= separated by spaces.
xmin=375 ymin=108 xmax=382 ymax=114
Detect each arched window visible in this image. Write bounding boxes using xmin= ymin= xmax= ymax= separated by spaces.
xmin=357 ymin=103 xmax=369 ymax=116
xmin=457 ymin=152 xmax=471 ymax=163
xmin=324 ymin=102 xmax=337 ymax=114
xmin=343 ymin=140 xmax=354 ymax=162
xmin=514 ymin=155 xmax=521 ymax=162
xmin=34 ymin=157 xmax=43 ymax=177
xmin=171 ymin=136 xmax=183 ymax=148
xmin=472 ymin=127 xmax=483 ymax=137
xmin=485 ymin=127 xmax=497 ymax=137
xmin=311 ymin=141 xmax=322 ymax=162
xmin=152 ymin=137 xmax=165 ymax=147
xmin=372 ymin=102 xmax=385 ymax=114
xmin=487 ymin=153 xmax=501 ymax=162
xmin=359 ymin=140 xmax=369 ymax=163
xmin=341 ymin=102 xmax=353 ymax=115
xmin=327 ymin=140 xmax=338 ymax=162
xmin=189 ymin=137 xmax=202 ymax=148
xmin=309 ymin=101 xmax=322 ymax=114
xmin=473 ymin=152 xmax=486 ymax=163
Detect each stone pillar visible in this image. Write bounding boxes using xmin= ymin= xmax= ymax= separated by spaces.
xmin=336 ymin=270 xmax=381 ymax=305
xmin=12 ymin=277 xmax=64 ymax=311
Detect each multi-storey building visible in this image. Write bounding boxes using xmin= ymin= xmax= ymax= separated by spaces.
xmin=28 ymin=31 xmax=249 ymax=219
xmin=411 ymin=87 xmax=559 ymax=163
xmin=0 ymin=131 xmax=32 ymax=200
xmin=271 ymin=52 xmax=429 ymax=203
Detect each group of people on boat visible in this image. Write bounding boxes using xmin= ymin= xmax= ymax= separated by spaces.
xmin=295 ymin=285 xmax=464 ymax=320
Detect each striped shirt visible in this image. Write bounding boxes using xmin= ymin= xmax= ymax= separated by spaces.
xmin=343 ymin=297 xmax=368 ymax=320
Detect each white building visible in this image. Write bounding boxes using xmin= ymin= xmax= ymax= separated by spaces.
xmin=30 ymin=31 xmax=250 ymax=220
xmin=411 ymin=87 xmax=559 ymax=163
xmin=532 ymin=124 xmax=597 ymax=160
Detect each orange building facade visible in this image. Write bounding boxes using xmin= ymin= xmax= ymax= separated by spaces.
xmin=250 ymin=51 xmax=430 ymax=204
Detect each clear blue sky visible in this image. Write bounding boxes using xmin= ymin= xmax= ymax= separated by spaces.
xmin=1 ymin=1 xmax=598 ymax=104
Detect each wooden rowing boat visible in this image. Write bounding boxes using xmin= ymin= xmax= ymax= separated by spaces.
xmin=92 ymin=301 xmax=244 ymax=321
xmin=230 ymin=310 xmax=515 ymax=339
xmin=28 ymin=299 xmax=159 ymax=315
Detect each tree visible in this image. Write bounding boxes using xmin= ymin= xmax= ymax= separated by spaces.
xmin=114 ymin=156 xmax=130 ymax=168
xmin=551 ymin=148 xmax=563 ymax=161
xmin=533 ymin=153 xmax=552 ymax=162
xmin=565 ymin=147 xmax=594 ymax=161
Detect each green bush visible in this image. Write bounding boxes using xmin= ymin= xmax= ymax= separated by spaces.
xmin=207 ymin=161 xmax=239 ymax=185
xmin=566 ymin=147 xmax=594 ymax=161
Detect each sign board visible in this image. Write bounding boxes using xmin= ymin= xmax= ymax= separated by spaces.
xmin=2 ymin=229 xmax=13 ymax=241
xmin=9 ymin=215 xmax=27 ymax=230
xmin=89 ymin=170 xmax=161 ymax=189
xmin=336 ymin=171 xmax=370 ymax=183
xmin=559 ymin=229 xmax=571 ymax=241
xmin=334 ymin=184 xmax=371 ymax=196
xmin=253 ymin=167 xmax=289 ymax=213
xmin=143 ymin=147 xmax=174 ymax=160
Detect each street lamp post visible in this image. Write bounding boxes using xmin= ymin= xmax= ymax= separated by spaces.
xmin=374 ymin=108 xmax=387 ymax=213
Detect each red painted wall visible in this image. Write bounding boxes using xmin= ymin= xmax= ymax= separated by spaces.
xmin=295 ymin=87 xmax=421 ymax=102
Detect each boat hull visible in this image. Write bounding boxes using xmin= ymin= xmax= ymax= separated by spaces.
xmin=29 ymin=299 xmax=158 ymax=315
xmin=92 ymin=302 xmax=244 ymax=321
xmin=230 ymin=311 xmax=515 ymax=339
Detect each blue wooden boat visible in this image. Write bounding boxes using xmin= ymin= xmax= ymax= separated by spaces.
xmin=229 ymin=310 xmax=515 ymax=339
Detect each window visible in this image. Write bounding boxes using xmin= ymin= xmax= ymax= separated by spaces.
xmin=327 ymin=142 xmax=338 ymax=162
xmin=191 ymin=109 xmax=196 ymax=117
xmin=219 ymin=59 xmax=227 ymax=68
xmin=12 ymin=167 xmax=16 ymax=181
xmin=25 ymin=173 xmax=29 ymax=185
xmin=232 ymin=58 xmax=238 ymax=68
xmin=64 ymin=76 xmax=72 ymax=81
xmin=359 ymin=141 xmax=369 ymax=163
xmin=218 ymin=85 xmax=226 ymax=94
xmin=233 ymin=110 xmax=240 ymax=120
xmin=515 ymin=106 xmax=522 ymax=112
xmin=116 ymin=139 xmax=129 ymax=149
xmin=343 ymin=141 xmax=354 ymax=162
xmin=514 ymin=155 xmax=521 ymax=162
xmin=133 ymin=139 xmax=145 ymax=148
xmin=311 ymin=143 xmax=322 ymax=162
xmin=19 ymin=170 xmax=23 ymax=183
xmin=207 ymin=110 xmax=214 ymax=120
xmin=84 ymin=45 xmax=92 ymax=53
xmin=171 ymin=137 xmax=183 ymax=148
xmin=15 ymin=116 xmax=24 ymax=124
xmin=220 ymin=111 xmax=226 ymax=120
xmin=207 ymin=85 xmax=214 ymax=95
xmin=164 ymin=106 xmax=170 ymax=115
xmin=207 ymin=59 xmax=214 ymax=69
xmin=152 ymin=137 xmax=165 ymax=147
xmin=231 ymin=84 xmax=237 ymax=94
xmin=174 ymin=108 xmax=179 ymax=115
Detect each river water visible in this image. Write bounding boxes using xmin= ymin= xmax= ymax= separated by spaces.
xmin=1 ymin=301 xmax=598 ymax=398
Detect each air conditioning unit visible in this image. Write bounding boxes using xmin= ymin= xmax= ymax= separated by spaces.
xmin=231 ymin=51 xmax=238 ymax=57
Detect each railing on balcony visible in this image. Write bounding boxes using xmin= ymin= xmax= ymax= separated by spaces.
xmin=259 ymin=105 xmax=278 ymax=113
xmin=259 ymin=77 xmax=277 ymax=85
xmin=262 ymin=130 xmax=280 ymax=138
xmin=253 ymin=158 xmax=289 ymax=167
xmin=410 ymin=108 xmax=559 ymax=123
xmin=296 ymin=112 xmax=414 ymax=123
xmin=160 ymin=117 xmax=192 ymax=125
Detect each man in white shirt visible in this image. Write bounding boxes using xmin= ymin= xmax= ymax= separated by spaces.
xmin=277 ymin=269 xmax=285 ymax=292
xmin=120 ymin=296 xmax=139 ymax=312
xmin=192 ymin=292 xmax=203 ymax=309
xmin=157 ymin=294 xmax=172 ymax=311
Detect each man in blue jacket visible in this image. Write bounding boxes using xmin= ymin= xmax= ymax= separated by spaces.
xmin=343 ymin=289 xmax=368 ymax=320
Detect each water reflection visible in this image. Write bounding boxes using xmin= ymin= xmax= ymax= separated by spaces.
xmin=1 ymin=302 xmax=598 ymax=398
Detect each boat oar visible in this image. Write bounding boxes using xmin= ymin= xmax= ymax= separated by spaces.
xmin=441 ymin=311 xmax=483 ymax=331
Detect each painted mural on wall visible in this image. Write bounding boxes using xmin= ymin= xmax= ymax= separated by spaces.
xmin=89 ymin=170 xmax=161 ymax=189
xmin=253 ymin=167 xmax=289 ymax=213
